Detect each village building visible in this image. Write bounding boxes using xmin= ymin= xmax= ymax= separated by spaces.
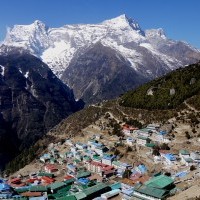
xmin=126 ymin=137 xmax=135 ymax=146
xmin=190 ymin=152 xmax=200 ymax=163
xmin=136 ymin=136 xmax=150 ymax=146
xmin=44 ymin=164 xmax=58 ymax=173
xmin=161 ymin=153 xmax=176 ymax=165
xmin=75 ymin=142 xmax=87 ymax=150
xmin=122 ymin=124 xmax=138 ymax=136
xmin=102 ymin=154 xmax=116 ymax=165
xmin=133 ymin=175 xmax=175 ymax=200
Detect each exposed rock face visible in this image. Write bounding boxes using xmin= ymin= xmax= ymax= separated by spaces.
xmin=62 ymin=43 xmax=147 ymax=104
xmin=0 ymin=50 xmax=83 ymax=169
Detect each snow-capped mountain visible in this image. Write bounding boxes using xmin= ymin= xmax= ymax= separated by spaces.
xmin=2 ymin=14 xmax=199 ymax=77
xmin=1 ymin=14 xmax=200 ymax=103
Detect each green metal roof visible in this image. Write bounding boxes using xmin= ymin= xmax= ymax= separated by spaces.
xmin=15 ymin=187 xmax=29 ymax=193
xmin=134 ymin=184 xmax=169 ymax=199
xmin=112 ymin=161 xmax=121 ymax=166
xmin=145 ymin=143 xmax=156 ymax=148
xmin=137 ymin=136 xmax=148 ymax=140
xmin=29 ymin=185 xmax=47 ymax=192
xmin=55 ymin=195 xmax=76 ymax=200
xmin=184 ymin=157 xmax=193 ymax=162
xmin=37 ymin=171 xmax=54 ymax=178
xmin=179 ymin=149 xmax=190 ymax=155
xmin=76 ymin=171 xmax=91 ymax=179
xmin=74 ymin=191 xmax=87 ymax=200
xmin=63 ymin=178 xmax=75 ymax=185
xmin=139 ymin=128 xmax=150 ymax=132
xmin=92 ymin=155 xmax=101 ymax=160
xmin=145 ymin=175 xmax=174 ymax=189
xmin=83 ymin=183 xmax=109 ymax=196
xmin=50 ymin=182 xmax=66 ymax=190
xmin=74 ymin=159 xmax=81 ymax=163
xmin=83 ymin=156 xmax=91 ymax=161
xmin=110 ymin=182 xmax=121 ymax=190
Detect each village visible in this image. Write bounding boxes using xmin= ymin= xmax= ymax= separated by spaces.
xmin=1 ymin=115 xmax=200 ymax=200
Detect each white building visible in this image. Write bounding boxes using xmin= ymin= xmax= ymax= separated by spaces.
xmin=126 ymin=137 xmax=135 ymax=146
xmin=136 ymin=136 xmax=149 ymax=146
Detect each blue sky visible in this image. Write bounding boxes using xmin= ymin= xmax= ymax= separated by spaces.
xmin=0 ymin=0 xmax=200 ymax=48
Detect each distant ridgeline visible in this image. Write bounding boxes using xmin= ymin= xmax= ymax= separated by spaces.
xmin=120 ymin=62 xmax=200 ymax=110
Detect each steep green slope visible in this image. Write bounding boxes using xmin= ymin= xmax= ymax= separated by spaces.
xmin=120 ymin=62 xmax=200 ymax=109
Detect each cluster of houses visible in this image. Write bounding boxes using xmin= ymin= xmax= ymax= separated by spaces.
xmin=123 ymin=123 xmax=170 ymax=146
xmin=1 ymin=124 xmax=200 ymax=199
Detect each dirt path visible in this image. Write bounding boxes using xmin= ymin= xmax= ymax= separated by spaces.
xmin=184 ymin=101 xmax=199 ymax=112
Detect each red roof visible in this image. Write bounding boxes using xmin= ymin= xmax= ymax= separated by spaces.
xmin=21 ymin=192 xmax=42 ymax=197
xmin=26 ymin=178 xmax=40 ymax=183
xmin=41 ymin=176 xmax=55 ymax=183
xmin=8 ymin=178 xmax=21 ymax=184
xmin=45 ymin=164 xmax=58 ymax=170
xmin=10 ymin=182 xmax=26 ymax=188
xmin=90 ymin=161 xmax=114 ymax=171
xmin=64 ymin=175 xmax=74 ymax=180
xmin=123 ymin=124 xmax=138 ymax=130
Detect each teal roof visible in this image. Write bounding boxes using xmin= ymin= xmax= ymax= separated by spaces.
xmin=137 ymin=136 xmax=148 ymax=140
xmin=112 ymin=161 xmax=121 ymax=166
xmin=50 ymin=182 xmax=66 ymax=190
xmin=110 ymin=182 xmax=121 ymax=190
xmin=134 ymin=184 xmax=169 ymax=199
xmin=63 ymin=178 xmax=75 ymax=185
xmin=83 ymin=183 xmax=109 ymax=196
xmin=29 ymin=185 xmax=47 ymax=192
xmin=56 ymin=195 xmax=76 ymax=200
xmin=37 ymin=172 xmax=54 ymax=178
xmin=92 ymin=155 xmax=101 ymax=160
xmin=145 ymin=175 xmax=174 ymax=189
xmin=77 ymin=171 xmax=91 ymax=179
xmin=145 ymin=143 xmax=156 ymax=148
xmin=15 ymin=187 xmax=29 ymax=193
xmin=184 ymin=157 xmax=193 ymax=162
xmin=74 ymin=192 xmax=87 ymax=200
xmin=179 ymin=149 xmax=190 ymax=155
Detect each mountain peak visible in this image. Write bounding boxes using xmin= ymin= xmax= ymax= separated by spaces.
xmin=33 ymin=19 xmax=45 ymax=26
xmin=102 ymin=14 xmax=142 ymax=31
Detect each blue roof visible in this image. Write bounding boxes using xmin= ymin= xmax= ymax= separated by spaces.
xmin=103 ymin=154 xmax=116 ymax=160
xmin=0 ymin=193 xmax=12 ymax=198
xmin=29 ymin=197 xmax=47 ymax=200
xmin=159 ymin=130 xmax=167 ymax=135
xmin=0 ymin=183 xmax=11 ymax=191
xmin=137 ymin=164 xmax=147 ymax=174
xmin=175 ymin=171 xmax=187 ymax=178
xmin=0 ymin=179 xmax=4 ymax=183
xmin=78 ymin=178 xmax=90 ymax=185
xmin=92 ymin=142 xmax=103 ymax=147
xmin=121 ymin=188 xmax=134 ymax=196
xmin=165 ymin=153 xmax=176 ymax=161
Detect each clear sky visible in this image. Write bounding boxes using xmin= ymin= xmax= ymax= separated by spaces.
xmin=0 ymin=0 xmax=199 ymax=48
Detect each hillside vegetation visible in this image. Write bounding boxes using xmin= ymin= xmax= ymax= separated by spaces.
xmin=120 ymin=62 xmax=200 ymax=109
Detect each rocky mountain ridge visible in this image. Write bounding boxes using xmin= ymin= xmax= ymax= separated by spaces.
xmin=0 ymin=50 xmax=83 ymax=169
xmin=1 ymin=14 xmax=200 ymax=104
